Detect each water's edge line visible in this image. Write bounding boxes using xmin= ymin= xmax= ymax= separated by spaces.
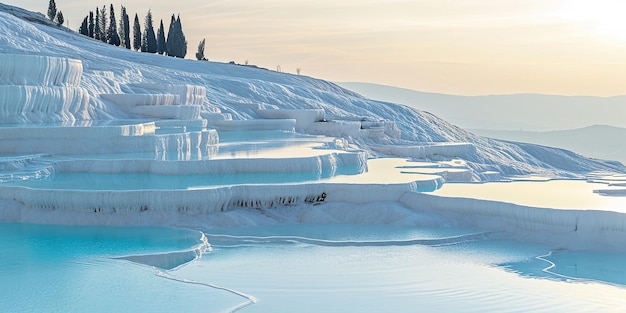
xmin=154 ymin=268 xmax=257 ymax=313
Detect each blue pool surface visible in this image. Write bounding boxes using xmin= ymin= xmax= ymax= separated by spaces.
xmin=3 ymin=222 xmax=626 ymax=312
xmin=0 ymin=223 xmax=243 ymax=312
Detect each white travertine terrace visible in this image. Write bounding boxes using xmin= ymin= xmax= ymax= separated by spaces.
xmin=0 ymin=54 xmax=90 ymax=123
xmin=101 ymin=83 xmax=208 ymax=119
xmin=0 ymin=54 xmax=83 ymax=86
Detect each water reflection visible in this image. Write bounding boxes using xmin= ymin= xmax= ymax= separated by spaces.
xmin=501 ymin=249 xmax=626 ymax=286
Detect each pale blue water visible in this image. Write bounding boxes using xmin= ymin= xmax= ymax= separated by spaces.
xmin=59 ymin=131 xmax=317 ymax=161
xmin=177 ymin=224 xmax=626 ymax=312
xmin=202 ymin=224 xmax=578 ymax=281
xmin=4 ymin=222 xmax=626 ymax=312
xmin=217 ymin=130 xmax=308 ymax=143
xmin=502 ymin=249 xmax=626 ymax=285
xmin=0 ymin=223 xmax=245 ymax=313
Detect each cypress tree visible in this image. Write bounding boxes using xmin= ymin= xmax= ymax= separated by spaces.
xmin=142 ymin=10 xmax=157 ymax=53
xmin=132 ymin=14 xmax=141 ymax=51
xmin=166 ymin=14 xmax=187 ymax=58
xmin=79 ymin=16 xmax=89 ymax=35
xmin=156 ymin=20 xmax=167 ymax=55
xmin=166 ymin=14 xmax=176 ymax=57
xmin=47 ymin=0 xmax=57 ymax=21
xmin=99 ymin=5 xmax=107 ymax=42
xmin=119 ymin=6 xmax=131 ymax=49
xmin=118 ymin=6 xmax=126 ymax=47
xmin=177 ymin=15 xmax=187 ymax=58
xmin=88 ymin=11 xmax=94 ymax=38
xmin=94 ymin=8 xmax=101 ymax=41
xmin=195 ymin=38 xmax=206 ymax=61
xmin=55 ymin=11 xmax=64 ymax=26
xmin=107 ymin=4 xmax=120 ymax=46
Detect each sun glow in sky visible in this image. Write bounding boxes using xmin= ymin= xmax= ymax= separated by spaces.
xmin=557 ymin=0 xmax=626 ymax=42
xmin=4 ymin=0 xmax=626 ymax=96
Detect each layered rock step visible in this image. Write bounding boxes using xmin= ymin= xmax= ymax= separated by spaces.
xmin=101 ymin=82 xmax=209 ymax=119
xmin=372 ymin=142 xmax=476 ymax=159
xmin=308 ymin=119 xmax=400 ymax=139
xmin=0 ymin=54 xmax=90 ymax=123
xmin=0 ymin=154 xmax=56 ymax=182
xmin=0 ymin=121 xmax=219 ymax=159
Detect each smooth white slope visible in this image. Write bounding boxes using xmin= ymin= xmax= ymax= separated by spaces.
xmin=0 ymin=5 xmax=623 ymax=178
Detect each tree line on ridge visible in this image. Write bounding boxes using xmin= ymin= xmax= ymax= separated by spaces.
xmin=47 ymin=0 xmax=190 ymax=58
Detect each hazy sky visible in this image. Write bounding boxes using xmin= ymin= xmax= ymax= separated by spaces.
xmin=5 ymin=0 xmax=626 ymax=96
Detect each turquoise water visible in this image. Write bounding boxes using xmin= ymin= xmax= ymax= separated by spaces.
xmin=0 ymin=223 xmax=248 ymax=313
xmin=502 ymin=249 xmax=626 ymax=285
xmin=3 ymin=222 xmax=626 ymax=312
xmin=217 ymin=130 xmax=307 ymax=143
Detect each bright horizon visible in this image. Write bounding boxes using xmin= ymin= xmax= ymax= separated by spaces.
xmin=4 ymin=0 xmax=626 ymax=96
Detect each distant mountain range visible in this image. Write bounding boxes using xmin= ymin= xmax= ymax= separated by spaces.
xmin=471 ymin=125 xmax=626 ymax=165
xmin=337 ymin=82 xmax=626 ymax=131
xmin=338 ymin=82 xmax=626 ymax=165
